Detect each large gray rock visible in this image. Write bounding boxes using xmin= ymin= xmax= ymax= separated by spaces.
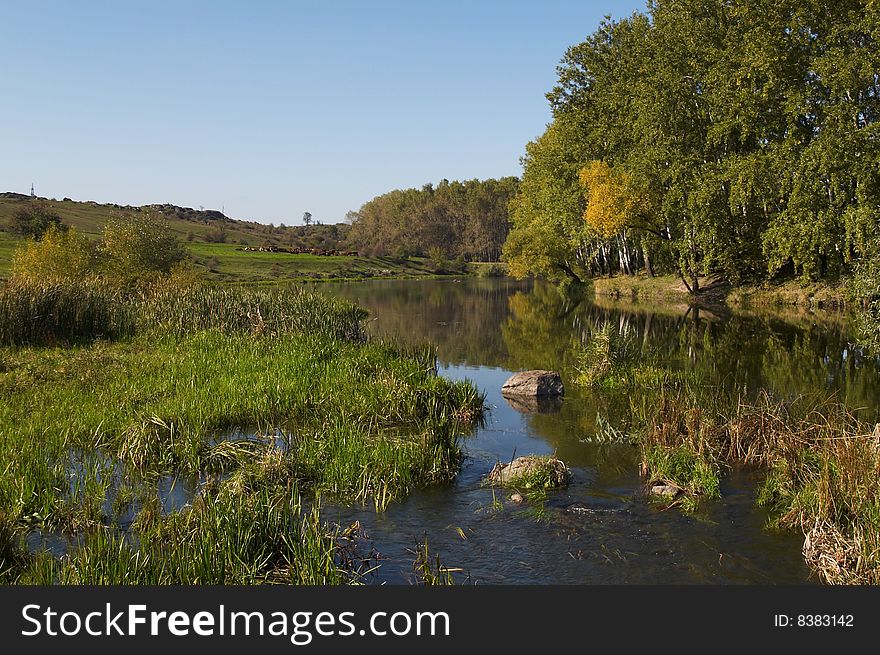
xmin=501 ymin=370 xmax=564 ymax=398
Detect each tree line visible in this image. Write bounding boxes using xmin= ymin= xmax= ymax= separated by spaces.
xmin=347 ymin=177 xmax=519 ymax=262
xmin=502 ymin=0 xmax=880 ymax=292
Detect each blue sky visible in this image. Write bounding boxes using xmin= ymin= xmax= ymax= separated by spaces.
xmin=1 ymin=1 xmax=645 ymax=224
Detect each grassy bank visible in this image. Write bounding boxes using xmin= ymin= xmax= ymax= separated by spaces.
xmin=591 ymin=274 xmax=850 ymax=310
xmin=0 ymin=283 xmax=484 ymax=584
xmin=186 ymin=243 xmax=460 ymax=283
xmin=577 ymin=325 xmax=880 ymax=584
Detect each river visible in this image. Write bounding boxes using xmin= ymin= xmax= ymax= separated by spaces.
xmin=313 ymin=277 xmax=880 ymax=584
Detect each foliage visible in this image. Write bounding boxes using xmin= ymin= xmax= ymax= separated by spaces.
xmin=6 ymin=202 xmax=66 ymax=240
xmin=503 ymin=119 xmax=590 ymax=283
xmin=349 ymin=177 xmax=519 ymax=262
xmin=10 ymin=225 xmax=95 ymax=283
xmin=505 ymin=0 xmax=880 ymax=291
xmin=99 ymin=213 xmax=189 ymax=283
xmin=579 ymin=160 xmax=649 ymax=239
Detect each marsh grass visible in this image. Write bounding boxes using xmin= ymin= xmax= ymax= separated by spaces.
xmin=21 ymin=487 xmax=353 ymax=585
xmin=137 ymin=285 xmax=368 ymax=341
xmin=412 ymin=537 xmax=457 ymax=585
xmin=576 ymin=323 xmax=880 ymax=582
xmin=575 ymin=323 xmax=697 ymax=390
xmin=0 ymin=278 xmax=134 ymax=346
xmin=638 ymin=388 xmax=880 ymax=583
xmin=0 ymin=281 xmax=485 ymax=584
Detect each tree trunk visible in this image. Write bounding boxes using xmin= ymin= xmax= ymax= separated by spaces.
xmin=643 ymin=244 xmax=654 ymax=277
xmin=557 ymin=262 xmax=582 ymax=284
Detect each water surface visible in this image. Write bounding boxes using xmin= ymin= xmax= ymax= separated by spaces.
xmin=315 ymin=278 xmax=880 ymax=584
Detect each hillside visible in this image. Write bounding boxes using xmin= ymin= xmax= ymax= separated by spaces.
xmin=0 ymin=193 xmax=447 ymax=282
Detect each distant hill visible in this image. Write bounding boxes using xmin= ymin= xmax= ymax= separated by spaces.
xmin=0 ymin=194 xmax=447 ymax=282
xmin=0 ymin=192 xmax=349 ymax=248
xmin=0 ymin=193 xmax=354 ymax=276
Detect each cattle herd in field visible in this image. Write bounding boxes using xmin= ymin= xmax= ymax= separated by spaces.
xmin=238 ymin=246 xmax=358 ymax=257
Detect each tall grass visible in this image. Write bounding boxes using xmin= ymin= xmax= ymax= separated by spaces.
xmin=0 ymin=279 xmax=368 ymax=346
xmin=637 ymin=389 xmax=880 ymax=583
xmin=0 ymin=278 xmax=134 ymax=346
xmin=20 ymin=487 xmax=352 ymax=585
xmin=137 ymin=285 xmax=368 ymax=341
xmin=575 ymin=324 xmax=880 ymax=582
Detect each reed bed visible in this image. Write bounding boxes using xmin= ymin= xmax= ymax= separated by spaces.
xmin=0 ymin=278 xmax=134 ymax=346
xmin=137 ymin=285 xmax=368 ymax=341
xmin=636 ymin=388 xmax=880 ymax=584
xmin=578 ymin=323 xmax=880 ymax=583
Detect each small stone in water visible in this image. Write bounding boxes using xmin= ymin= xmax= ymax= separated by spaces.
xmin=651 ymin=484 xmax=680 ymax=497
xmin=510 ymin=493 xmax=524 ymax=504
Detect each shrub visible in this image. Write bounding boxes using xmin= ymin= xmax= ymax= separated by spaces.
xmin=7 ymin=203 xmax=66 ymax=239
xmin=10 ymin=225 xmax=95 ymax=283
xmin=99 ymin=213 xmax=189 ymax=283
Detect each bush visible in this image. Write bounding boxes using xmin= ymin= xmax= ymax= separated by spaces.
xmin=7 ymin=203 xmax=66 ymax=239
xmin=476 ymin=263 xmax=506 ymax=278
xmin=10 ymin=225 xmax=95 ymax=283
xmin=99 ymin=213 xmax=189 ymax=283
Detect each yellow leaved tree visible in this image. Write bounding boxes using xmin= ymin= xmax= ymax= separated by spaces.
xmin=578 ymin=160 xmax=648 ymax=238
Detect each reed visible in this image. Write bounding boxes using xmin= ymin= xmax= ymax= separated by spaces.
xmin=137 ymin=284 xmax=368 ymax=341
xmin=637 ymin=388 xmax=880 ymax=583
xmin=0 ymin=278 xmax=134 ymax=346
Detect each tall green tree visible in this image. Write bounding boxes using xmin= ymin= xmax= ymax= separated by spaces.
xmin=504 ymin=0 xmax=880 ymax=291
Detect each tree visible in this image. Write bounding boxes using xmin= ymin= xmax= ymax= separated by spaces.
xmin=347 ymin=178 xmax=519 ymax=261
xmin=503 ymin=118 xmax=591 ymax=283
xmin=503 ymin=0 xmax=880 ymax=291
xmin=302 ymin=212 xmax=313 ymax=226
xmin=8 ymin=202 xmax=67 ymax=240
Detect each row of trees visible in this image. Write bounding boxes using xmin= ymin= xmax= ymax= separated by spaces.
xmin=503 ymin=0 xmax=880 ymax=290
xmin=347 ymin=177 xmax=519 ymax=261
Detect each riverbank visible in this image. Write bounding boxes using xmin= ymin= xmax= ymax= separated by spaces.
xmin=576 ymin=324 xmax=880 ymax=585
xmin=591 ymin=274 xmax=850 ymax=310
xmin=0 ymin=282 xmax=483 ymax=583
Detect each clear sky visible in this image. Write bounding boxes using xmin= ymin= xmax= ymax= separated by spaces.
xmin=1 ymin=0 xmax=646 ymax=225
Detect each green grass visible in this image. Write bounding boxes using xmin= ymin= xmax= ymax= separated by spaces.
xmin=0 ymin=233 xmax=18 ymax=277
xmin=0 ymin=282 xmax=484 ymax=584
xmin=186 ymin=242 xmax=443 ymax=283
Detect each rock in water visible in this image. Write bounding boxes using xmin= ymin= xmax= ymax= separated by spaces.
xmin=486 ymin=455 xmax=570 ymax=487
xmin=650 ymin=484 xmax=681 ymax=498
xmin=501 ymin=370 xmax=564 ymax=397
